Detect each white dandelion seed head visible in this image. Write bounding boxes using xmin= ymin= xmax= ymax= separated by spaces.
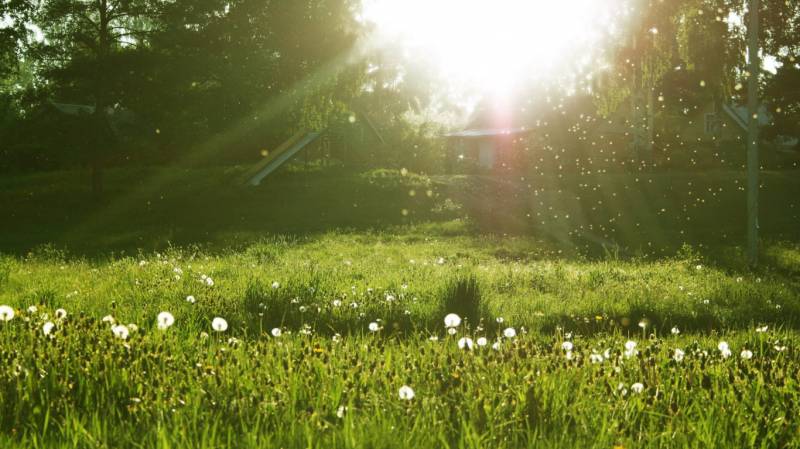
xmin=112 ymin=324 xmax=129 ymax=340
xmin=205 ymin=277 xmax=214 ymax=286
xmin=0 ymin=305 xmax=15 ymax=322
xmin=625 ymin=340 xmax=637 ymax=351
xmin=673 ymin=348 xmax=685 ymax=362
xmin=27 ymin=305 xmax=37 ymax=314
xmin=740 ymin=349 xmax=753 ymax=360
xmin=492 ymin=341 xmax=501 ymax=350
xmin=638 ymin=320 xmax=647 ymax=329
xmin=211 ymin=317 xmax=228 ymax=332
xmin=444 ymin=313 xmax=461 ymax=328
xmin=503 ymin=327 xmax=517 ymax=338
xmin=368 ymin=322 xmax=380 ymax=332
xmin=271 ymin=281 xmax=280 ymax=289
xmin=496 ymin=317 xmax=504 ymax=324
xmin=717 ymin=341 xmax=729 ymax=352
xmin=671 ymin=326 xmax=680 ymax=335
xmin=55 ymin=308 xmax=67 ymax=320
xmin=157 ymin=311 xmax=175 ymax=330
xmin=477 ymin=337 xmax=488 ymax=347
xmin=756 ymin=325 xmax=768 ymax=333
xmin=561 ymin=341 xmax=574 ymax=352
xmin=385 ymin=294 xmax=396 ymax=302
xmin=631 ymin=382 xmax=644 ymax=394
xmin=336 ymin=405 xmax=347 ymax=418
xmin=565 ymin=351 xmax=574 ymax=360
xmin=589 ymin=353 xmax=604 ymax=363
xmin=398 ymin=385 xmax=415 ymax=400
xmin=271 ymin=328 xmax=282 ymax=337
xmin=429 ymin=335 xmax=439 ymax=341
xmin=447 ymin=327 xmax=457 ymax=335
xmin=42 ymin=321 xmax=55 ymax=336
xmin=332 ymin=299 xmax=342 ymax=307
xmin=458 ymin=337 xmax=474 ymax=350
xmin=720 ymin=348 xmax=732 ymax=358
xmin=186 ymin=295 xmax=196 ymax=304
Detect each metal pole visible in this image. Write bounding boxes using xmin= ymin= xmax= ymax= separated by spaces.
xmin=746 ymin=0 xmax=760 ymax=266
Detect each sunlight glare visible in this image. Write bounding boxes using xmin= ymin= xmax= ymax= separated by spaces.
xmin=361 ymin=0 xmax=622 ymax=97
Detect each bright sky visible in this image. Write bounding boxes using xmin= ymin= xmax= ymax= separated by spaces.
xmin=360 ymin=0 xmax=626 ymax=99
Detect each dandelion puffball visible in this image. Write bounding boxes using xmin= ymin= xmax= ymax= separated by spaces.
xmin=212 ymin=317 xmax=228 ymax=332
xmin=631 ymin=382 xmax=644 ymax=394
xmin=503 ymin=327 xmax=517 ymax=338
xmin=55 ymin=308 xmax=67 ymax=319
xmin=444 ymin=313 xmax=461 ymax=328
xmin=368 ymin=322 xmax=380 ymax=332
xmin=157 ymin=311 xmax=175 ymax=330
xmin=741 ymin=349 xmax=753 ymax=360
xmin=0 ymin=305 xmax=15 ymax=322
xmin=186 ymin=295 xmax=196 ymax=304
xmin=398 ymin=385 xmax=415 ymax=400
xmin=42 ymin=321 xmax=55 ymax=336
xmin=458 ymin=337 xmax=474 ymax=350
xmin=561 ymin=341 xmax=574 ymax=351
xmin=476 ymin=337 xmax=488 ymax=347
xmin=671 ymin=326 xmax=680 ymax=335
xmin=271 ymin=328 xmax=282 ymax=337
xmin=112 ymin=324 xmax=130 ymax=340
xmin=673 ymin=348 xmax=685 ymax=362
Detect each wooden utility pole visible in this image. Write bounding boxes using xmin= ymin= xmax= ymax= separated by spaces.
xmin=747 ymin=0 xmax=760 ymax=266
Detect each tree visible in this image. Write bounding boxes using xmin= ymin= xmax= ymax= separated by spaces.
xmin=34 ymin=0 xmax=159 ymax=196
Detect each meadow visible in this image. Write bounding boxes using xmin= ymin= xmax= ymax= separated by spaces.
xmin=1 ymin=166 xmax=799 ymax=448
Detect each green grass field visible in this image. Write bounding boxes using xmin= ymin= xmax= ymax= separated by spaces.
xmin=1 ymin=167 xmax=799 ymax=448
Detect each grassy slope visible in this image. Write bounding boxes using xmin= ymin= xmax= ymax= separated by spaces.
xmin=0 ymin=166 xmax=799 ymax=448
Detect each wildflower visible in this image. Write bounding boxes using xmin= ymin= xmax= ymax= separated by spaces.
xmin=631 ymin=383 xmax=644 ymax=394
xmin=589 ymin=353 xmax=604 ymax=363
xmin=271 ymin=328 xmax=282 ymax=337
xmin=503 ymin=327 xmax=517 ymax=338
xmin=429 ymin=335 xmax=439 ymax=341
xmin=718 ymin=341 xmax=731 ymax=358
xmin=128 ymin=323 xmax=138 ymax=333
xmin=42 ymin=321 xmax=55 ymax=336
xmin=368 ymin=322 xmax=380 ymax=332
xmin=565 ymin=351 xmax=574 ymax=360
xmin=673 ymin=348 xmax=685 ymax=362
xmin=755 ymin=325 xmax=768 ymax=333
xmin=398 ymin=385 xmax=415 ymax=400
xmin=112 ymin=324 xmax=130 ymax=340
xmin=211 ymin=317 xmax=228 ymax=332
xmin=740 ymin=349 xmax=753 ymax=360
xmin=496 ymin=317 xmax=504 ymax=324
xmin=102 ymin=315 xmax=115 ymax=324
xmin=561 ymin=341 xmax=574 ymax=352
xmin=458 ymin=337 xmax=474 ymax=350
xmin=492 ymin=341 xmax=501 ymax=350
xmin=447 ymin=328 xmax=457 ymax=335
xmin=638 ymin=320 xmax=647 ymax=329
xmin=624 ymin=340 xmax=638 ymax=358
xmin=205 ymin=277 xmax=214 ymax=287
xmin=671 ymin=326 xmax=680 ymax=335
xmin=186 ymin=295 xmax=196 ymax=304
xmin=0 ymin=305 xmax=14 ymax=322
xmin=271 ymin=281 xmax=280 ymax=289
xmin=55 ymin=308 xmax=67 ymax=320
xmin=332 ymin=299 xmax=342 ymax=307
xmin=157 ymin=312 xmax=175 ymax=330
xmin=444 ymin=313 xmax=461 ymax=328
xmin=385 ymin=294 xmax=396 ymax=302
xmin=336 ymin=405 xmax=347 ymax=418
xmin=477 ymin=337 xmax=488 ymax=347
xmin=27 ymin=305 xmax=37 ymax=314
